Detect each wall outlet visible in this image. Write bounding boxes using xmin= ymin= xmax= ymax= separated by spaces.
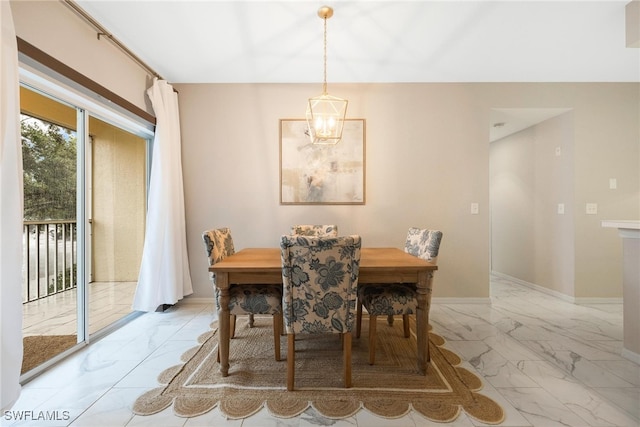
xmin=586 ymin=203 xmax=598 ymax=215
xmin=609 ymin=178 xmax=617 ymax=189
xmin=471 ymin=203 xmax=479 ymax=215
xmin=557 ymin=203 xmax=565 ymax=214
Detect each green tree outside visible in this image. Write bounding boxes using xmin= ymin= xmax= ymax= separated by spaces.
xmin=21 ymin=115 xmax=77 ymax=221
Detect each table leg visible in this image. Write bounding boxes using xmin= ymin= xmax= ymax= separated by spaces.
xmin=416 ymin=270 xmax=433 ymax=374
xmin=217 ymin=273 xmax=231 ymax=376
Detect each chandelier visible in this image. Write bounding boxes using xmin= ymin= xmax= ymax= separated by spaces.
xmin=306 ymin=5 xmax=348 ymax=145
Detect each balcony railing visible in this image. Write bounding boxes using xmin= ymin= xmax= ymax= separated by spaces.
xmin=23 ymin=220 xmax=77 ymax=303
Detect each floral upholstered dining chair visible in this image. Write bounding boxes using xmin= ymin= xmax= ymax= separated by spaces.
xmin=280 ymin=234 xmax=361 ymax=390
xmin=290 ymin=224 xmax=338 ymax=237
xmin=202 ymin=227 xmax=283 ymax=361
xmin=356 ymin=227 xmax=443 ymax=365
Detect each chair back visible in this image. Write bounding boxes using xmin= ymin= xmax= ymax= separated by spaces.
xmin=290 ymin=224 xmax=338 ymax=237
xmin=280 ymin=235 xmax=361 ymax=335
xmin=404 ymin=228 xmax=443 ymax=261
xmin=202 ymin=228 xmax=235 ymax=281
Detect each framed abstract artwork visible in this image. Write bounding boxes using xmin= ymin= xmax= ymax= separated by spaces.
xmin=279 ymin=118 xmax=366 ymax=205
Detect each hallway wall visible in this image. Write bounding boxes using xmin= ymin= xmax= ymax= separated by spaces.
xmin=491 ymin=112 xmax=577 ymax=296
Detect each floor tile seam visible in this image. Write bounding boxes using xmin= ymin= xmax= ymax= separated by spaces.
xmin=84 ymin=392 xmax=139 ymax=427
xmin=112 ymin=355 xmax=158 ymax=390
xmin=480 ymin=358 xmax=553 ymax=390
xmin=32 ymin=383 xmax=114 ymax=427
xmin=509 ymin=361 xmax=631 ymax=414
xmin=532 ymin=334 xmax=628 ymax=362
xmin=558 ymin=397 xmax=621 ymax=427
xmin=505 ymin=387 xmax=596 ymax=427
xmin=492 ymin=386 xmax=570 ymax=427
xmin=586 ymin=386 xmax=640 ymax=424
xmin=592 ymin=386 xmax=640 ymax=420
xmin=481 ymin=334 xmax=547 ymax=363
xmin=590 ymin=360 xmax=640 ymax=386
xmin=507 ymin=340 xmax=617 ymax=387
xmin=533 ymin=353 xmax=638 ymax=390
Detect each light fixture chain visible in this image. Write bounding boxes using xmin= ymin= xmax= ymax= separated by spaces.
xmin=322 ymin=15 xmax=328 ymax=94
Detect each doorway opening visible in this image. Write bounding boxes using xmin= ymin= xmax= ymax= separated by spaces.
xmin=489 ymin=107 xmax=574 ymax=296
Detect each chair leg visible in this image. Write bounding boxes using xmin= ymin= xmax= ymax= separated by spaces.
xmin=220 ymin=314 xmax=238 ymax=362
xmin=230 ymin=314 xmax=237 ymax=339
xmin=287 ymin=334 xmax=295 ymax=391
xmin=248 ymin=313 xmax=255 ymax=328
xmin=273 ymin=313 xmax=282 ymax=361
xmin=402 ymin=314 xmax=411 ymax=338
xmin=356 ymin=300 xmax=363 ymax=338
xmin=368 ymin=314 xmax=377 ymax=365
xmin=387 ymin=314 xmax=394 ymax=326
xmin=343 ymin=332 xmax=352 ymax=388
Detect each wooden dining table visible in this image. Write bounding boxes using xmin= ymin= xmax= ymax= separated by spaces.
xmin=210 ymin=247 xmax=438 ymax=377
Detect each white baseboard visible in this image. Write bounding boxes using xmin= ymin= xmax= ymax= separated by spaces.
xmin=491 ymin=271 xmax=623 ymax=305
xmin=179 ymin=297 xmax=215 ymax=305
xmin=493 ymin=271 xmax=576 ymax=302
xmin=432 ymin=297 xmax=491 ymax=304
xmin=621 ymin=348 xmax=640 ymax=364
xmin=574 ymin=296 xmax=624 ymax=304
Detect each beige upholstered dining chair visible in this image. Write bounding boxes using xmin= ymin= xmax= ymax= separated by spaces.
xmin=280 ymin=234 xmax=361 ymax=390
xmin=356 ymin=228 xmax=443 ymax=365
xmin=290 ymin=224 xmax=338 ymax=237
xmin=202 ymin=227 xmax=283 ymax=361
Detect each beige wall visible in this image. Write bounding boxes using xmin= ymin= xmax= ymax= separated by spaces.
xmin=12 ymin=0 xmax=639 ymax=301
xmin=490 ymin=126 xmax=537 ymax=281
xmin=178 ymin=84 xmax=491 ymax=301
xmin=11 ymin=0 xmax=153 ymax=116
xmin=176 ymin=83 xmax=638 ymax=301
xmin=473 ymin=84 xmax=638 ymax=300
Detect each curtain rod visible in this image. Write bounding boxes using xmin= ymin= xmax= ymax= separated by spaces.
xmin=17 ymin=37 xmax=156 ymax=124
xmin=61 ymin=0 xmax=163 ymax=80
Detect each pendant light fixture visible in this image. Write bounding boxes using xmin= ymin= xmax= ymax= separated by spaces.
xmin=306 ymin=5 xmax=348 ymax=145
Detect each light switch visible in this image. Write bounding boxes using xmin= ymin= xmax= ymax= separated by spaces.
xmin=609 ymin=178 xmax=617 ymax=189
xmin=586 ymin=203 xmax=598 ymax=215
xmin=555 ymin=147 xmax=562 ymax=156
xmin=471 ymin=203 xmax=479 ymax=215
xmin=557 ymin=203 xmax=565 ymax=214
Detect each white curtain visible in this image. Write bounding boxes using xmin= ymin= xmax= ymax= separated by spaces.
xmin=1 ymin=0 xmax=24 ymax=410
xmin=133 ymin=78 xmax=193 ymax=311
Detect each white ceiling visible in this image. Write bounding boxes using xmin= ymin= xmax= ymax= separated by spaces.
xmin=489 ymin=108 xmax=573 ymax=142
xmin=74 ymin=0 xmax=639 ymax=85
xmin=71 ymin=1 xmax=636 ymax=140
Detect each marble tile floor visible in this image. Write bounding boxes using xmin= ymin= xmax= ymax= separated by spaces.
xmin=3 ymin=275 xmax=638 ymax=427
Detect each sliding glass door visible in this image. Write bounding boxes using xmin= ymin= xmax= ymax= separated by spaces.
xmin=87 ymin=116 xmax=147 ymax=335
xmin=19 ymin=79 xmax=152 ymax=377
xmin=20 ymin=86 xmax=79 ymax=375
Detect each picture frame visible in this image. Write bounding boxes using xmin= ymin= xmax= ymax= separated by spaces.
xmin=279 ymin=118 xmax=366 ymax=205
